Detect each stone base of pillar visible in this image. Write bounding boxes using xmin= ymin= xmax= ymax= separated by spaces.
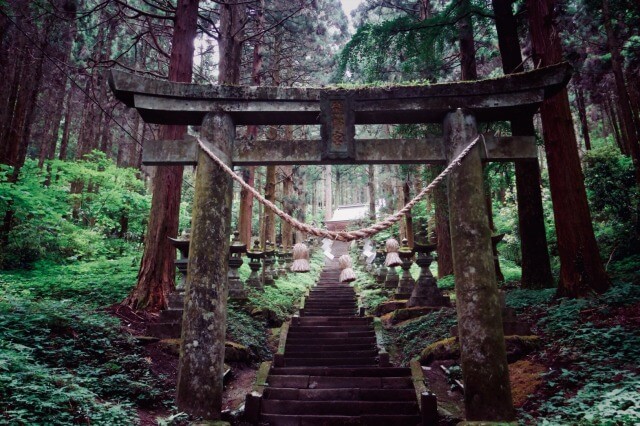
xmin=384 ymin=267 xmax=399 ymax=289
xmin=395 ymin=277 xmax=415 ymax=300
xmin=228 ymin=279 xmax=248 ymax=300
xmin=147 ymin=290 xmax=185 ymax=339
xmin=407 ymin=276 xmax=451 ymax=308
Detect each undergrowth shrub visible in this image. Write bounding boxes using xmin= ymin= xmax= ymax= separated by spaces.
xmin=0 ymin=255 xmax=138 ymax=307
xmin=392 ymin=309 xmax=457 ymax=365
xmin=521 ymin=280 xmax=640 ymax=424
xmin=0 ymin=293 xmax=171 ymax=424
xmin=226 ymin=305 xmax=270 ymax=360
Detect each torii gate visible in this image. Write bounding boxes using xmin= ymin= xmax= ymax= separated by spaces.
xmin=109 ymin=63 xmax=571 ymax=421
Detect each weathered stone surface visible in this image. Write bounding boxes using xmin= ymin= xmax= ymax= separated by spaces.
xmin=444 ymin=110 xmax=515 ymax=421
xmin=388 ymin=306 xmax=445 ymax=325
xmin=108 ymin=63 xmax=571 ymax=126
xmin=142 ymin=135 xmax=538 ymax=166
xmin=225 ymin=341 xmax=251 ymax=362
xmin=373 ymin=300 xmax=407 ymax=316
xmin=176 ymin=113 xmax=234 ymax=419
xmin=419 ymin=335 xmax=541 ymax=365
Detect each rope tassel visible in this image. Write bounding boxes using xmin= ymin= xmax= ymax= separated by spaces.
xmin=338 ymin=254 xmax=356 ymax=283
xmin=385 ymin=238 xmax=403 ymax=267
xmin=291 ymin=243 xmax=310 ymax=272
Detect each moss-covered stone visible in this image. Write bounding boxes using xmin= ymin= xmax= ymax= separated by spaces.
xmin=419 ymin=337 xmax=460 ymax=364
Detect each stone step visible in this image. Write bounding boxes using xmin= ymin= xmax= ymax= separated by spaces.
xmin=158 ymin=309 xmax=183 ymax=322
xmin=287 ymin=331 xmax=374 ymax=339
xmin=285 ymin=343 xmax=375 ymax=353
xmin=269 ymin=367 xmax=412 ymax=377
xmin=283 ymin=350 xmax=378 ymax=359
xmin=285 ymin=337 xmax=376 ymax=346
xmin=267 ymin=375 xmax=413 ymax=389
xmin=302 ymin=302 xmax=357 ymax=308
xmin=260 ymin=413 xmax=421 ymax=426
xmin=288 ymin=326 xmax=372 ymax=333
xmin=261 ymin=400 xmax=418 ymax=416
xmin=283 ymin=357 xmax=378 ymax=367
xmin=264 ymin=387 xmax=416 ymax=402
xmin=147 ymin=322 xmax=181 ymax=339
xmin=301 ymin=311 xmax=358 ymax=317
xmin=294 ymin=318 xmax=372 ymax=326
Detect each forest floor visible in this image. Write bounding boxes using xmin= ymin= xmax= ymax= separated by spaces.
xmin=380 ymin=254 xmax=640 ymax=425
xmin=1 ymin=252 xmax=639 ymax=424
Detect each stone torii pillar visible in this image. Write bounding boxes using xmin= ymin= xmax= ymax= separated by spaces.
xmin=443 ymin=109 xmax=515 ymax=421
xmin=176 ymin=113 xmax=233 ymax=418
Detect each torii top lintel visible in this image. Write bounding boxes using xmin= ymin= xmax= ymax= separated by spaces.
xmin=108 ymin=63 xmax=572 ymax=128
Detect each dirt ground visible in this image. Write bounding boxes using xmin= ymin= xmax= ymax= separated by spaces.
xmin=108 ymin=305 xmax=261 ymax=425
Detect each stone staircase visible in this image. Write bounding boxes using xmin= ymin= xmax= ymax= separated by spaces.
xmin=246 ymin=268 xmax=425 ymax=425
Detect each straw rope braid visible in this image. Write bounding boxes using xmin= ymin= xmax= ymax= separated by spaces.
xmin=196 ymin=134 xmax=483 ymax=242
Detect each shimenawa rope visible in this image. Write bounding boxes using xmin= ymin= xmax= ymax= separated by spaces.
xmin=196 ymin=135 xmax=483 ymax=242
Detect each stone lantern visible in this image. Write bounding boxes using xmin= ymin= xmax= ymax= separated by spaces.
xmin=276 ymin=244 xmax=288 ymax=277
xmin=228 ymin=231 xmax=248 ymax=300
xmin=395 ymin=238 xmax=416 ymax=299
xmin=246 ymin=240 xmax=264 ymax=290
xmin=407 ymin=242 xmax=450 ymax=307
xmin=262 ymin=241 xmax=276 ymax=286
xmin=375 ymin=247 xmax=387 ymax=284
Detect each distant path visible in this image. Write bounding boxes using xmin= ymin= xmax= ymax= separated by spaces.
xmin=324 ymin=240 xmax=351 ymax=269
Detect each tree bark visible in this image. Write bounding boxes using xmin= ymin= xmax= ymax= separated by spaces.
xmin=262 ymin=165 xmax=276 ymax=245
xmin=368 ymin=164 xmax=376 ymax=221
xmin=492 ymin=0 xmax=554 ymax=289
xmin=324 ymin=165 xmax=332 ymax=221
xmin=458 ymin=0 xmax=477 ymax=81
xmin=574 ymin=86 xmax=592 ymax=150
xmin=432 ymin=166 xmax=454 ymax=277
xmin=281 ymin=164 xmax=294 ymax=248
xmin=403 ymin=178 xmax=414 ymax=246
xmin=527 ymin=0 xmax=611 ymax=297
xmin=238 ymin=0 xmax=263 ymax=245
xmin=58 ymin=86 xmax=73 ymax=160
xmin=124 ymin=0 xmax=199 ymax=311
xmin=602 ymin=0 xmax=640 ymax=186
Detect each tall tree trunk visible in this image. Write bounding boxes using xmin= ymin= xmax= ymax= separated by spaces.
xmin=527 ymin=0 xmax=611 ymax=297
xmin=458 ymin=0 xmax=477 ymax=81
xmin=492 ymin=0 xmax=554 ymax=289
xmin=262 ymin=165 xmax=277 ymax=245
xmin=281 ymin=164 xmax=294 ymax=248
xmin=605 ymin=96 xmax=625 ymax=153
xmin=368 ymin=164 xmax=376 ymax=221
xmin=124 ymin=0 xmax=199 ymax=311
xmin=403 ymin=178 xmax=414 ymax=246
xmin=58 ymin=86 xmax=73 ymax=160
xmin=324 ymin=165 xmax=332 ymax=221
xmin=238 ymin=0 xmax=263 ymax=245
xmin=602 ymin=0 xmax=640 ymax=186
xmin=433 ymin=166 xmax=453 ymax=277
xmin=574 ymin=86 xmax=592 ymax=150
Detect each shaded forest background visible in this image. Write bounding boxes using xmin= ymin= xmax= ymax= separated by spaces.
xmin=1 ymin=0 xmax=639 ymax=424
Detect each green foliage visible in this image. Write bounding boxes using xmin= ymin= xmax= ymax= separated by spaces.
xmin=0 ymin=293 xmax=170 ymax=424
xmin=247 ymin=254 xmax=323 ymax=323
xmin=0 ymin=155 xmax=150 ymax=268
xmin=505 ymin=288 xmax=556 ymax=311
xmin=521 ymin=280 xmax=640 ymax=423
xmin=582 ymin=145 xmax=639 ymax=257
xmin=0 ymin=255 xmax=138 ymax=308
xmin=226 ymin=305 xmax=270 ymax=360
xmin=392 ymin=309 xmax=457 ymax=365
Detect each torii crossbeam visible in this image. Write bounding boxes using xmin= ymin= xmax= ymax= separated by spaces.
xmin=108 ymin=63 xmax=571 ymax=421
